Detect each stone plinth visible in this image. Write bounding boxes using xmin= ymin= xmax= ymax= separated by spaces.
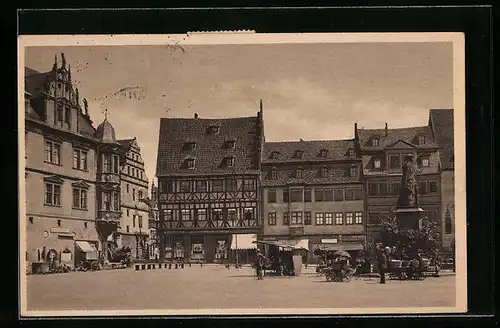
xmin=395 ymin=207 xmax=424 ymax=230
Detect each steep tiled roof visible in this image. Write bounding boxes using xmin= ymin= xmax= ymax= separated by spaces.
xmin=156 ymin=116 xmax=261 ymax=176
xmin=361 ymin=151 xmax=441 ymax=176
xmin=262 ymin=139 xmax=357 ymax=164
xmin=357 ymin=126 xmax=438 ymax=150
xmin=25 ymin=67 xmax=40 ymax=77
xmin=429 ymin=109 xmax=454 ymax=170
xmin=24 ymin=69 xmax=52 ymax=96
xmin=118 ymin=139 xmax=134 ymax=149
xmin=261 ymin=165 xmax=362 ymax=187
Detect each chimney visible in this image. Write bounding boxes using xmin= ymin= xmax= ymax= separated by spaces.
xmin=385 ymin=123 xmax=388 ymax=136
xmin=194 ymin=113 xmax=198 ymax=119
xmin=354 ymin=122 xmax=358 ymax=140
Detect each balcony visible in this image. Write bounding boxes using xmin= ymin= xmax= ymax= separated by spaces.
xmin=96 ymin=210 xmax=121 ymax=224
xmin=98 ymin=172 xmax=120 ymax=184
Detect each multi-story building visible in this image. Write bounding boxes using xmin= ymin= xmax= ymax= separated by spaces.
xmin=354 ymin=120 xmax=442 ymax=247
xmin=117 ymin=137 xmax=150 ymax=260
xmin=261 ymin=139 xmax=365 ymax=262
xmin=155 ymin=109 xmax=264 ymax=263
xmin=428 ymin=109 xmax=455 ymax=251
xmin=24 ymin=54 xmax=101 ymax=271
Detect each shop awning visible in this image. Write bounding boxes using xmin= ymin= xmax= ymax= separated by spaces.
xmin=314 ymin=243 xmax=364 ymax=252
xmin=76 ymin=241 xmax=97 ymax=253
xmin=253 ymin=240 xmax=307 ymax=251
xmin=230 ymin=234 xmax=257 ymax=250
xmin=278 ymin=239 xmax=310 ymax=251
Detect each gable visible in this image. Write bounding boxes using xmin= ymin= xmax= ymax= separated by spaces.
xmin=44 ymin=175 xmax=64 ymax=184
xmin=71 ymin=180 xmax=90 ymax=189
xmin=385 ymin=139 xmax=416 ymax=150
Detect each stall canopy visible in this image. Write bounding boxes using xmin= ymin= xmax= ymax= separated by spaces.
xmin=278 ymin=239 xmax=310 ymax=251
xmin=230 ymin=234 xmax=257 ymax=250
xmin=76 ymin=241 xmax=98 ymax=260
xmin=314 ymin=243 xmax=364 ymax=251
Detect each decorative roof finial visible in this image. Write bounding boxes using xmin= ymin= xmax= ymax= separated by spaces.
xmin=61 ymin=52 xmax=66 ymax=69
xmin=75 ymin=88 xmax=80 ymax=106
xmin=53 ymin=54 xmax=58 ymax=71
xmin=260 ymin=99 xmax=263 ymax=112
xmin=68 ymin=64 xmax=71 ymax=81
xmin=103 ymin=108 xmax=109 ymax=120
xmin=83 ymin=98 xmax=88 ymax=115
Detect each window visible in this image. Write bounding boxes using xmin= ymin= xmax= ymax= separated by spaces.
xmin=212 ymin=180 xmax=223 ymax=192
xmin=270 ymin=151 xmax=280 ymax=159
xmin=103 ymin=154 xmax=111 ymax=173
xmin=243 ymin=179 xmax=255 ymax=190
xmin=72 ymin=149 xmax=88 ymax=170
xmin=320 ymin=167 xmax=328 ymax=177
xmin=268 ymin=212 xmax=277 ymax=225
xmin=372 ymin=138 xmax=379 ymax=147
xmin=445 ymin=212 xmax=452 ymax=234
xmin=419 ymin=181 xmax=428 ymax=194
xmin=283 ymin=212 xmax=290 ymax=225
xmin=185 ymin=142 xmax=197 ymax=151
xmin=304 ymin=188 xmax=312 ymax=202
xmin=315 ymin=213 xmax=324 ymax=225
xmin=315 ymin=188 xmax=333 ymax=202
xmin=57 ymin=220 xmax=61 ymax=227
xmin=112 ymin=192 xmax=119 ymax=211
xmin=140 ymin=171 xmax=143 ymax=179
xmin=72 ymin=188 xmax=87 ymax=209
xmin=45 ymin=183 xmax=61 ymax=206
xmin=283 ymin=189 xmax=289 ymax=203
xmin=225 ymin=140 xmax=235 ymax=149
xmin=389 ymin=182 xmax=401 ymax=195
xmin=319 ymin=149 xmax=328 ymax=157
xmin=429 ymin=181 xmax=438 ymax=193
xmin=304 ymin=212 xmax=312 ymax=225
xmin=138 ymin=190 xmax=143 ymax=200
xmin=374 ymin=159 xmax=382 ymax=169
xmin=295 ymin=168 xmax=303 ymax=179
xmin=346 ymin=212 xmax=354 ymax=224
xmin=325 ymin=213 xmax=333 ymax=225
xmin=389 ymin=155 xmax=400 ymax=169
xmin=345 ymin=189 xmax=355 ymax=201
xmin=212 ymin=209 xmax=222 ymax=220
xmin=354 ymin=188 xmax=364 ymax=200
xmin=181 ymin=209 xmax=191 ymax=221
xmin=418 ymin=135 xmax=425 ymax=145
xmin=180 ymin=181 xmax=191 ymax=192
xmin=368 ymin=183 xmax=378 ymax=196
xmin=227 ymin=208 xmax=237 ymax=221
xmin=126 ymin=184 xmax=129 ymax=193
xmin=127 ymin=209 xmax=130 ymax=217
xmin=294 ymin=150 xmax=303 ymax=158
xmin=196 ymin=181 xmax=207 ymax=192
xmin=224 ymin=157 xmax=235 ymax=167
xmin=209 ymin=125 xmax=220 ymax=134
xmin=290 ymin=189 xmax=303 ymax=202
xmin=132 ymin=189 xmax=136 ymax=201
xmin=84 ymin=222 xmax=88 ymax=229
xmin=127 ymin=166 xmax=130 ymax=175
xmin=45 ymin=141 xmax=61 ymax=164
xmin=164 ymin=210 xmax=173 ymax=221
xmin=187 ymin=159 xmax=196 ymax=169
xmin=291 ymin=212 xmax=303 ymax=225
xmin=347 ymin=148 xmax=355 ymax=156
xmin=197 ymin=209 xmax=206 ymax=221
xmin=112 ymin=155 xmax=119 ymax=173
xmin=126 ymin=226 xmax=130 ymax=233
xmin=138 ymin=216 xmax=143 ymax=228
xmin=64 ymin=107 xmax=71 ymax=124
xmin=56 ymin=104 xmax=63 ymax=122
xmin=29 ymin=217 xmax=33 ymax=224
xmin=421 ymin=157 xmax=430 ymax=167
xmin=379 ymin=182 xmax=387 ymax=195
xmin=334 ymin=189 xmax=344 ymax=201
xmin=355 ymin=212 xmax=363 ymax=224
xmin=267 ymin=189 xmax=277 ymax=203
xmin=335 ymin=213 xmax=343 ymax=225
xmin=349 ymin=167 xmax=357 ymax=177
xmin=270 ymin=168 xmax=278 ymax=180
xmin=133 ymin=215 xmax=136 ymax=227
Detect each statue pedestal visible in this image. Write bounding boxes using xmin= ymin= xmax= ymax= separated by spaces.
xmin=395 ymin=207 xmax=424 ymax=230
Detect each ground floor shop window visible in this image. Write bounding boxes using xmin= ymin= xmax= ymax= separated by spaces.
xmin=215 ymin=240 xmax=228 ymax=260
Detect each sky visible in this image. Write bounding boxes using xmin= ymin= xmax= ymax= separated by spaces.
xmin=24 ymin=41 xmax=453 ymax=189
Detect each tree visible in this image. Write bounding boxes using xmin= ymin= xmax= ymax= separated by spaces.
xmin=380 ymin=213 xmax=440 ymax=258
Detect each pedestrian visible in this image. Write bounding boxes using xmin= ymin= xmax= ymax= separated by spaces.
xmin=255 ymin=249 xmax=266 ymax=280
xmin=378 ymin=248 xmax=388 ymax=284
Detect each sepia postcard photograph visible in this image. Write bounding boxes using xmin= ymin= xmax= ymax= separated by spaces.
xmin=18 ymin=32 xmax=466 ymax=317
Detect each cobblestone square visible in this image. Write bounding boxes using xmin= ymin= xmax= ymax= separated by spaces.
xmin=26 ymin=265 xmax=456 ymax=312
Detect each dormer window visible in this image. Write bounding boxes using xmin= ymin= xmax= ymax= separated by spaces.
xmin=373 ymin=158 xmax=382 ymax=169
xmin=347 ymin=148 xmax=354 ymax=156
xmin=349 ymin=167 xmax=357 ymax=177
xmin=294 ymin=150 xmax=304 ymax=159
xmin=372 ymin=137 xmax=380 ymax=147
xmin=319 ymin=149 xmax=328 ymax=157
xmin=209 ymin=125 xmax=220 ymax=134
xmin=421 ymin=157 xmax=430 ymax=167
xmin=186 ymin=158 xmax=196 ymax=169
xmin=224 ymin=156 xmax=235 ymax=167
xmin=270 ymin=151 xmax=280 ymax=159
xmin=418 ymin=135 xmax=426 ymax=145
xmin=320 ymin=166 xmax=328 ymax=178
xmin=295 ymin=167 xmax=303 ymax=179
xmin=184 ymin=141 xmax=197 ymax=151
xmin=271 ymin=167 xmax=278 ymax=180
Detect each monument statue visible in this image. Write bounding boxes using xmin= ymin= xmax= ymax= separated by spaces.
xmin=397 ymin=154 xmax=419 ymax=208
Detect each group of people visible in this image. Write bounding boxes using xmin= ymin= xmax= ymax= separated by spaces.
xmin=377 ymin=246 xmax=429 ymax=283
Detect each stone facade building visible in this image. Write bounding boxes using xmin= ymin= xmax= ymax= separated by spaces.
xmin=155 ymin=108 xmax=264 ymax=263
xmin=261 ymin=139 xmax=365 ymax=261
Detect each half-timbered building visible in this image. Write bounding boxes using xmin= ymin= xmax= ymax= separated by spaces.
xmin=155 ymin=108 xmax=264 ymax=263
xmin=261 ymin=139 xmax=365 ymax=263
xmin=354 ymin=119 xmax=442 ymax=248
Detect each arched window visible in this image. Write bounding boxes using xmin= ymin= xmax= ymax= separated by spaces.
xmin=296 ymin=167 xmax=303 ymax=179
xmin=321 ymin=166 xmax=328 ymax=178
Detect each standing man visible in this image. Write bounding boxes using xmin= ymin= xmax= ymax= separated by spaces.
xmin=255 ymin=249 xmax=266 ymax=280
xmin=378 ymin=247 xmax=388 ymax=284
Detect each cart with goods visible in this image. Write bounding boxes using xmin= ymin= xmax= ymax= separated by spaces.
xmin=323 ymin=250 xmax=357 ymax=282
xmin=253 ymin=240 xmax=306 ymax=276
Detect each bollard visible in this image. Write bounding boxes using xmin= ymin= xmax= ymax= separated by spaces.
xmin=153 ymin=264 xmax=156 ymax=269
xmin=141 ymin=264 xmax=146 ymax=270
xmin=175 ymin=263 xmax=178 ymax=269
xmin=135 ymin=265 xmax=140 ymax=271
xmin=200 ymin=262 xmax=203 ymax=267
xmin=189 ymin=263 xmax=191 ymax=267
xmin=181 ymin=263 xmax=184 ymax=269
xmin=147 ymin=264 xmax=151 ymax=270
xmin=169 ymin=263 xmax=172 ymax=269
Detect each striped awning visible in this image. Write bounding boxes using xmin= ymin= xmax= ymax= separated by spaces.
xmin=76 ymin=241 xmax=97 ymax=253
xmin=230 ymin=234 xmax=257 ymax=250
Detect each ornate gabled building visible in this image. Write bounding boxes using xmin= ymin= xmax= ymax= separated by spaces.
xmin=354 ymin=119 xmax=442 ymax=247
xmin=261 ymin=139 xmax=365 ymax=261
xmin=24 ymin=53 xmax=101 ymax=271
xmin=428 ymin=109 xmax=455 ymax=250
xmin=155 ymin=106 xmax=264 ymax=263
xmin=117 ymin=137 xmax=150 ymax=260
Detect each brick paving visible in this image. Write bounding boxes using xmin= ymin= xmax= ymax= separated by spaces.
xmin=26 ymin=265 xmax=456 ymax=311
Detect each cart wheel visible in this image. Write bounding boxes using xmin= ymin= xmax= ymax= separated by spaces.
xmin=344 ymin=274 xmax=352 ymax=283
xmin=325 ymin=275 xmax=331 ymax=282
